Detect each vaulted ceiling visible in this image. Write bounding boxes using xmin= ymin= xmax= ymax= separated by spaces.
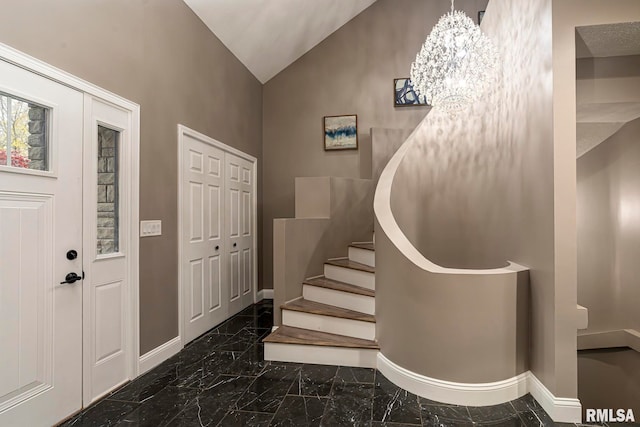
xmin=183 ymin=0 xmax=378 ymax=83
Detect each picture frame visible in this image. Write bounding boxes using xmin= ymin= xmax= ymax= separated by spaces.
xmin=394 ymin=78 xmax=428 ymax=107
xmin=324 ymin=114 xmax=358 ymax=151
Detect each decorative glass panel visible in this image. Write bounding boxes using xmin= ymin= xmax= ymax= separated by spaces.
xmin=97 ymin=125 xmax=119 ymax=255
xmin=0 ymin=92 xmax=49 ymax=171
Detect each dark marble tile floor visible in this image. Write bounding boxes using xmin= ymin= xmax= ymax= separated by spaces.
xmin=60 ymin=300 xmax=593 ymax=427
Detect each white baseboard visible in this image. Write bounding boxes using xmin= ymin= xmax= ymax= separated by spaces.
xmin=138 ymin=336 xmax=182 ymax=375
xmin=257 ymin=288 xmax=274 ymax=301
xmin=377 ymin=353 xmax=582 ymax=423
xmin=528 ymin=372 xmax=582 ymax=423
xmin=377 ymin=353 xmax=528 ymax=407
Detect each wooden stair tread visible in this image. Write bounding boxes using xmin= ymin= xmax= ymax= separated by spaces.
xmin=281 ymin=298 xmax=375 ymax=323
xmin=263 ymin=326 xmax=379 ymax=349
xmin=325 ymin=258 xmax=375 ymax=273
xmin=350 ymin=242 xmax=375 ymax=251
xmin=304 ymin=276 xmax=375 ymax=297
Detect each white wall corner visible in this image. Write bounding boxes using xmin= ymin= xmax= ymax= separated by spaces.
xmin=527 ymin=373 xmax=582 ymax=423
xmin=138 ymin=336 xmax=182 ymax=375
xmin=258 ymin=288 xmax=274 ymax=301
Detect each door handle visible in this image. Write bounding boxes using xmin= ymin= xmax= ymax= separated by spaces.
xmin=215 ymin=245 xmax=219 ymax=250
xmin=233 ymin=243 xmax=237 ymax=247
xmin=60 ymin=272 xmax=83 ymax=284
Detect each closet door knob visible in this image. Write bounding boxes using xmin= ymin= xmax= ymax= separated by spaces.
xmin=233 ymin=243 xmax=237 ymax=247
xmin=215 ymin=245 xmax=219 ymax=250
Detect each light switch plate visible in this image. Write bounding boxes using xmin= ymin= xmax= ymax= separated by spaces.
xmin=140 ymin=220 xmax=162 ymax=237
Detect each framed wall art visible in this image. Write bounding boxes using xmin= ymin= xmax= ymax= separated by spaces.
xmin=324 ymin=114 xmax=358 ymax=151
xmin=394 ymin=78 xmax=428 ymax=107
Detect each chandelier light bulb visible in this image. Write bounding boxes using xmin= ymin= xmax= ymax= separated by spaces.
xmin=410 ymin=0 xmax=499 ymax=115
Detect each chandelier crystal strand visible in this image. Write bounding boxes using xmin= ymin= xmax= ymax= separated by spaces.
xmin=410 ymin=1 xmax=498 ymax=114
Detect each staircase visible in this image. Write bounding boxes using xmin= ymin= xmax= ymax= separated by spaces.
xmin=263 ymin=241 xmax=378 ymax=368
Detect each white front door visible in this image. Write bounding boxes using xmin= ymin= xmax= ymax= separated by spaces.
xmin=225 ymin=153 xmax=254 ymax=315
xmin=0 ymin=59 xmax=84 ymax=426
xmin=182 ymin=134 xmax=228 ymax=343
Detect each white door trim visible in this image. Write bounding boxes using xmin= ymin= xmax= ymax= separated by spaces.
xmin=177 ymin=124 xmax=258 ymax=348
xmin=0 ymin=42 xmax=141 ymax=391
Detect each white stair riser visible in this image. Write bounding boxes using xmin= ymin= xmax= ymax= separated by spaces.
xmin=282 ymin=310 xmax=376 ymax=341
xmin=348 ymin=247 xmax=375 ymax=267
xmin=264 ymin=343 xmax=378 ymax=368
xmin=324 ymin=265 xmax=375 ymax=290
xmin=303 ymin=285 xmax=375 ymax=315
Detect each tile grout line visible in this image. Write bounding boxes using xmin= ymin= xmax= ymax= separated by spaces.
xmin=371 ymin=368 xmax=377 ymax=424
xmin=417 ymin=392 xmax=425 ymax=426
xmin=263 ymin=364 xmax=300 ymax=425
xmin=319 ymin=365 xmax=341 ymax=424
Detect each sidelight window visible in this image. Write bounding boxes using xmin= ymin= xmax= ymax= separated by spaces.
xmin=97 ymin=125 xmax=120 ymax=255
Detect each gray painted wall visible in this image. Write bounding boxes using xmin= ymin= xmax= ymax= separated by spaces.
xmin=262 ymin=0 xmax=488 ymax=290
xmin=0 ymin=0 xmax=263 ymax=354
xmin=372 ymin=128 xmax=413 ymax=184
xmin=576 ymin=53 xmax=640 ymax=338
xmin=577 ymin=56 xmax=640 ymax=104
xmin=577 ymin=118 xmax=640 ymax=334
xmin=575 ymin=52 xmax=640 ymax=413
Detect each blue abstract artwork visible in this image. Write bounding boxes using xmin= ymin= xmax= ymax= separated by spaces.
xmin=324 ymin=115 xmax=358 ymax=150
xmin=394 ymin=78 xmax=428 ymax=107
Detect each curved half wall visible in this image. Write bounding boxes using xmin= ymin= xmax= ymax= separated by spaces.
xmin=374 ymin=126 xmax=530 ymax=384
xmin=372 ymin=0 xmax=540 ymax=406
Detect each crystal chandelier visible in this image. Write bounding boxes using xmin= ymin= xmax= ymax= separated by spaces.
xmin=410 ymin=0 xmax=498 ymax=114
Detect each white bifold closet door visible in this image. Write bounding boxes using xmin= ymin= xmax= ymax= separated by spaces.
xmin=225 ymin=153 xmax=254 ymax=316
xmin=182 ymin=133 xmax=254 ymax=344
